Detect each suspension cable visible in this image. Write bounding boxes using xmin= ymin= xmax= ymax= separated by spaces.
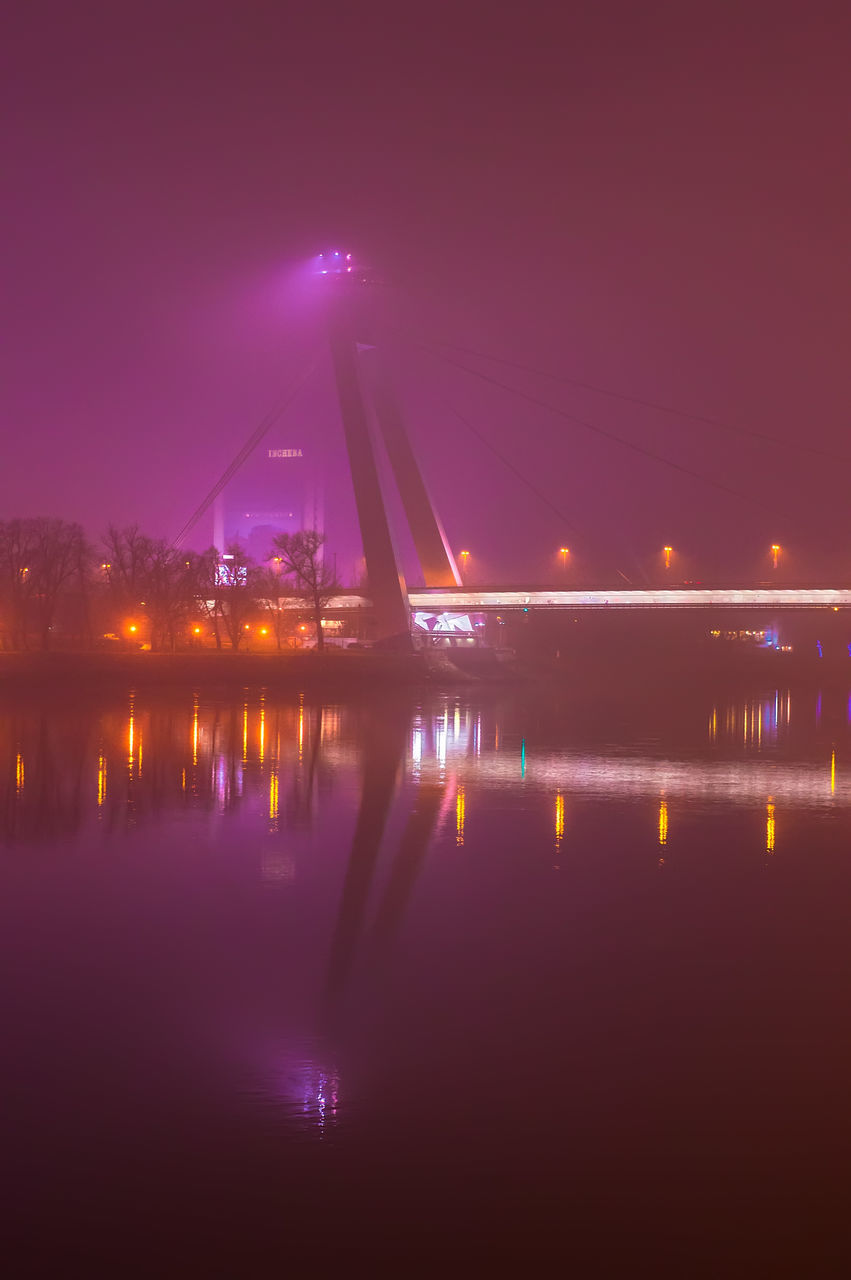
xmin=172 ymin=354 xmax=317 ymax=548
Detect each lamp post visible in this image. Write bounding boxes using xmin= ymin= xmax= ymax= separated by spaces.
xmin=559 ymin=547 xmax=570 ymax=573
xmin=663 ymin=546 xmax=673 ymax=571
xmin=459 ymin=550 xmax=470 ymax=580
xmin=771 ymin=544 xmax=781 ymax=570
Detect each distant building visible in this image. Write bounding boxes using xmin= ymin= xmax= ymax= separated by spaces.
xmin=213 ymin=438 xmax=323 ymax=563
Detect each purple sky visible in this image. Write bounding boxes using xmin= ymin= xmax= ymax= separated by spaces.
xmin=3 ymin=1 xmax=849 ymax=582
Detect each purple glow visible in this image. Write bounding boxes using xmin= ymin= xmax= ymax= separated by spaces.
xmin=1 ymin=6 xmax=847 ymax=585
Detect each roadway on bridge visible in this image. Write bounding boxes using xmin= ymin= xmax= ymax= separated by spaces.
xmin=317 ymin=587 xmax=851 ymax=611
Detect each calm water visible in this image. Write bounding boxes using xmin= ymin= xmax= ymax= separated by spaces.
xmin=3 ymin=680 xmax=851 ymax=1272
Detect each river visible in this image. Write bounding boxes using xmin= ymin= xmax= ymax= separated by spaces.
xmin=3 ymin=678 xmax=850 ymax=1272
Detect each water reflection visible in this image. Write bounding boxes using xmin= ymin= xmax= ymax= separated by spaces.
xmin=2 ymin=687 xmax=850 ymax=862
xmin=455 ymin=784 xmax=465 ymax=846
xmin=271 ymin=1051 xmax=341 ymax=1136
xmin=658 ymin=795 xmax=668 ymax=846
xmin=6 ymin=682 xmax=851 ymax=1173
xmin=323 ymin=708 xmax=409 ymax=1002
xmin=710 ymin=690 xmax=792 ymax=748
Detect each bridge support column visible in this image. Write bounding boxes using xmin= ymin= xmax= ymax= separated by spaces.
xmin=365 ymin=351 xmax=461 ymax=589
xmin=328 ymin=302 xmax=411 ymax=642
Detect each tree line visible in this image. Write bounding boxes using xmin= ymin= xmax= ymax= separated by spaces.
xmin=0 ymin=518 xmax=340 ymax=652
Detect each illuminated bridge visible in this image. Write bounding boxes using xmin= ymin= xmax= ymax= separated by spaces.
xmin=311 ymin=587 xmax=851 ymax=614
xmin=181 ymin=256 xmax=851 ymax=640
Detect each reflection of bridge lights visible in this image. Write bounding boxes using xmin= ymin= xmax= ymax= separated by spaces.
xmin=215 ymin=757 xmax=230 ymax=810
xmin=658 ymin=796 xmax=668 ymax=846
xmin=411 ymin=720 xmax=423 ymax=771
xmin=304 ymin=1068 xmax=339 ymax=1132
xmin=456 ymin=785 xmax=465 ymax=845
xmin=435 ymin=711 xmax=447 ymax=771
xmin=16 ymin=752 xmax=24 ymax=795
xmin=97 ymin=752 xmax=106 ymax=808
xmin=766 ymin=800 xmax=775 ymax=853
xmin=555 ymin=792 xmax=564 ymax=851
xmin=320 ymin=708 xmax=340 ymax=743
xmin=269 ymin=770 xmax=279 ymax=825
xmin=127 ymin=703 xmax=135 ymax=774
xmin=268 ymin=1050 xmax=341 ymax=1132
xmin=831 ymin=749 xmax=836 ymax=795
xmin=718 ymin=692 xmax=788 ymax=748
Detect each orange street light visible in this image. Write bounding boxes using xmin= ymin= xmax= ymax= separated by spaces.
xmin=128 ymin=624 xmax=137 ymax=633
xmin=771 ymin=543 xmax=781 ymax=569
xmin=663 ymin=545 xmax=673 ymax=570
xmin=559 ymin=547 xmax=570 ymax=571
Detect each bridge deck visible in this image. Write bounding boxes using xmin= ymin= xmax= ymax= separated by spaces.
xmin=312 ymin=588 xmax=851 ymax=611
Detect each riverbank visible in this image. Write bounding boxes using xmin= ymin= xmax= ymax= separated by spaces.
xmin=1 ymin=644 xmax=850 ymax=701
xmin=0 ymin=649 xmax=444 ymax=693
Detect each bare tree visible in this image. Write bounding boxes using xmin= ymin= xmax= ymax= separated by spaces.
xmin=0 ymin=519 xmax=36 ymax=648
xmin=217 ymin=543 xmax=259 ymax=650
xmin=190 ymin=547 xmax=224 ymax=649
xmin=270 ymin=530 xmax=339 ymax=652
xmin=29 ymin=519 xmax=89 ymax=650
xmin=254 ymin=566 xmax=294 ymax=651
xmin=101 ymin=527 xmax=204 ymax=651
xmin=0 ymin=518 xmax=88 ymax=649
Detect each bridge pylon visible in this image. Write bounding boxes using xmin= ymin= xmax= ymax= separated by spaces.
xmin=322 ymin=256 xmax=460 ymax=642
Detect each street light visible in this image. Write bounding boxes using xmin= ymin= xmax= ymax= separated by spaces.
xmin=559 ymin=547 xmax=570 ymax=572
xmin=663 ymin=546 xmax=673 ymax=570
xmin=459 ymin=550 xmax=470 ymax=578
xmin=771 ymin=543 xmax=781 ymax=570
